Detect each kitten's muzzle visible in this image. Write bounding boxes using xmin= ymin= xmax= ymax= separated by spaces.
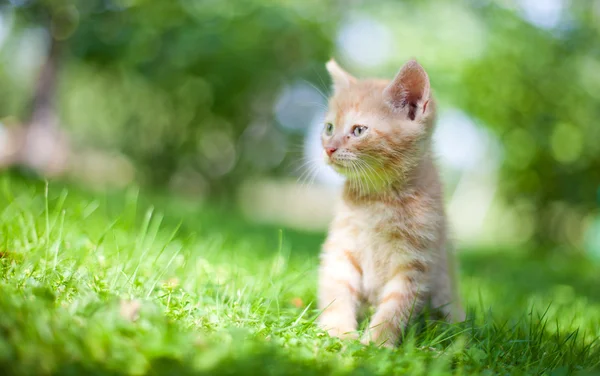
xmin=325 ymin=147 xmax=337 ymax=157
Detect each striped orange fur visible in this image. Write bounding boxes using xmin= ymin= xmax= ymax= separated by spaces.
xmin=317 ymin=59 xmax=465 ymax=347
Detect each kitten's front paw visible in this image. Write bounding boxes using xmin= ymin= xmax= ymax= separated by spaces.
xmin=319 ymin=322 xmax=358 ymax=339
xmin=451 ymin=308 xmax=466 ymax=323
xmin=361 ymin=329 xmax=397 ymax=348
xmin=327 ymin=327 xmax=359 ymax=340
xmin=319 ymin=316 xmax=358 ymax=340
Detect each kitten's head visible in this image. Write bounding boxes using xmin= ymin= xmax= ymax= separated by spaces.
xmin=322 ymin=59 xmax=435 ymax=187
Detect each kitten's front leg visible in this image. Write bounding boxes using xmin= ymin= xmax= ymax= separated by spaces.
xmin=318 ymin=247 xmax=362 ymax=340
xmin=362 ymin=260 xmax=427 ymax=347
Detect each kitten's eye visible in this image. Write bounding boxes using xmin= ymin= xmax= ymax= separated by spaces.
xmin=352 ymin=125 xmax=368 ymax=137
xmin=324 ymin=123 xmax=334 ymax=135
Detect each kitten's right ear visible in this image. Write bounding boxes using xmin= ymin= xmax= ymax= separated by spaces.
xmin=383 ymin=60 xmax=431 ymax=121
xmin=326 ymin=59 xmax=356 ymax=93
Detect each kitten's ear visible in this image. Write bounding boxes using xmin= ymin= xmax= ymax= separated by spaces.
xmin=383 ymin=60 xmax=431 ymax=121
xmin=326 ymin=59 xmax=356 ymax=93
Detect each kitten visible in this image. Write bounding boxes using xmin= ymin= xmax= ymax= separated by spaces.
xmin=317 ymin=59 xmax=465 ymax=347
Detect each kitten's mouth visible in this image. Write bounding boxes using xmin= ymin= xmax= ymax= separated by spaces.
xmin=331 ymin=163 xmax=350 ymax=174
xmin=324 ymin=151 xmax=368 ymax=177
xmin=327 ymin=155 xmax=389 ymax=186
xmin=326 ymin=155 xmax=346 ymax=167
xmin=326 ymin=157 xmax=355 ymax=175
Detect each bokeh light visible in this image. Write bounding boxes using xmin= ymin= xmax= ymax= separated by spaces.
xmin=0 ymin=0 xmax=598 ymax=255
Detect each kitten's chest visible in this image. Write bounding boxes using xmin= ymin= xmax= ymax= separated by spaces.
xmin=345 ymin=204 xmax=414 ymax=293
xmin=338 ymin=199 xmax=437 ymax=301
xmin=349 ymin=202 xmax=408 ymax=251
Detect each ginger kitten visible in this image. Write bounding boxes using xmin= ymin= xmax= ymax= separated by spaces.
xmin=317 ymin=59 xmax=464 ymax=347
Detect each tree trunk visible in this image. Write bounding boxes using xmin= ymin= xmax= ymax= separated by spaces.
xmin=18 ymin=36 xmax=70 ymax=176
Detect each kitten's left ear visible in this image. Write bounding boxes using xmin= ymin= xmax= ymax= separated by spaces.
xmin=326 ymin=59 xmax=356 ymax=93
xmin=383 ymin=60 xmax=431 ymax=121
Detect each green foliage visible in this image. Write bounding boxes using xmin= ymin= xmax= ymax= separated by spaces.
xmin=3 ymin=0 xmax=335 ymax=192
xmin=455 ymin=3 xmax=600 ymax=245
xmin=0 ymin=174 xmax=599 ymax=375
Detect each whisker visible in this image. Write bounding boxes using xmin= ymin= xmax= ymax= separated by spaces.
xmin=352 ymin=160 xmax=368 ymax=193
xmin=356 ymin=157 xmax=387 ymax=188
xmin=307 ymin=164 xmax=322 ymax=186
xmin=313 ymin=67 xmax=330 ymax=96
xmin=290 ymin=158 xmax=319 ymax=178
xmin=351 ymin=161 xmax=366 ymax=197
xmin=301 ymin=78 xmax=329 ymax=102
xmin=294 ymin=101 xmax=329 ymax=111
xmin=296 ymin=158 xmax=322 ymax=188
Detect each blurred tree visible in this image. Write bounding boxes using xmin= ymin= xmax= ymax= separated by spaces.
xmin=456 ymin=3 xmax=600 ymax=247
xmin=0 ymin=0 xmax=73 ymax=175
xmin=3 ymin=0 xmax=336 ymax=193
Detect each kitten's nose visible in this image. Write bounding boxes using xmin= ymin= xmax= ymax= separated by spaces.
xmin=326 ymin=147 xmax=337 ymax=157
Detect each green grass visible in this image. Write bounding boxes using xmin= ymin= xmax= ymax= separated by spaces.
xmin=0 ymin=174 xmax=599 ymax=375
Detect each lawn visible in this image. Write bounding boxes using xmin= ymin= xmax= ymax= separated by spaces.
xmin=0 ymin=174 xmax=599 ymax=375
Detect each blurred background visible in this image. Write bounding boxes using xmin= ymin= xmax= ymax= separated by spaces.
xmin=0 ymin=0 xmax=599 ymax=257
